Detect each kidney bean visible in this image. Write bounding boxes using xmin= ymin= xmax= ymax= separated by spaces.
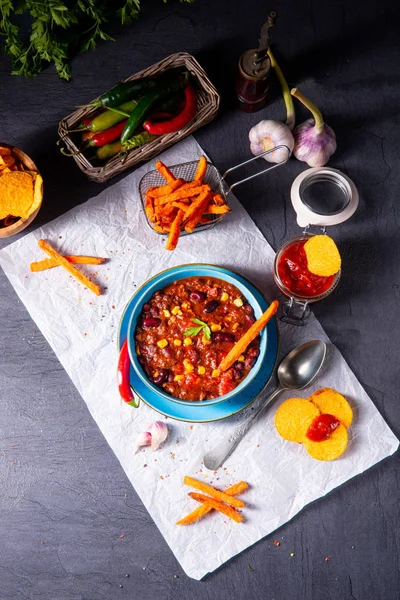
xmin=233 ymin=368 xmax=243 ymax=382
xmin=190 ymin=291 xmax=206 ymax=302
xmin=245 ymin=356 xmax=257 ymax=369
xmin=153 ymin=369 xmax=169 ymax=385
xmin=214 ymin=332 xmax=235 ymax=343
xmin=244 ymin=303 xmax=254 ymax=314
xmin=204 ymin=300 xmax=219 ymax=313
xmin=143 ymin=316 xmax=161 ymax=328
xmin=162 ymin=346 xmax=174 ymax=359
xmin=168 ymin=371 xmax=175 ymax=383
xmin=143 ymin=303 xmax=151 ymax=312
xmin=233 ymin=360 xmax=244 ymax=372
xmin=187 ymin=347 xmax=200 ymax=364
xmin=248 ymin=347 xmax=260 ymax=358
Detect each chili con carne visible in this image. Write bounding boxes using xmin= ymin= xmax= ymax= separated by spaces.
xmin=135 ymin=277 xmax=261 ymax=401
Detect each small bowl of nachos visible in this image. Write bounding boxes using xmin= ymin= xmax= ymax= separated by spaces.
xmin=0 ymin=143 xmax=43 ymax=238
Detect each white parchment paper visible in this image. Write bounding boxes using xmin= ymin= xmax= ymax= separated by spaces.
xmin=0 ymin=137 xmax=397 ymax=580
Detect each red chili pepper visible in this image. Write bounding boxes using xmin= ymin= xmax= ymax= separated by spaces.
xmin=143 ymin=84 xmax=198 ymax=135
xmin=82 ymin=117 xmax=93 ymax=127
xmin=118 ymin=340 xmax=139 ymax=408
xmin=88 ymin=120 xmax=127 ymax=147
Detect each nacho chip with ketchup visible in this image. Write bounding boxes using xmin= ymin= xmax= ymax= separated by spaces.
xmin=310 ymin=387 xmax=353 ymax=428
xmin=274 ymin=398 xmax=320 ymax=443
xmin=304 ymin=235 xmax=341 ymax=277
xmin=304 ymin=422 xmax=348 ymax=461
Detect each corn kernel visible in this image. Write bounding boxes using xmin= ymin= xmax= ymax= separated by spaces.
xmin=157 ymin=339 xmax=168 ymax=348
xmin=184 ymin=337 xmax=193 ymax=346
xmin=185 ymin=364 xmax=194 ymax=373
xmin=210 ymin=323 xmax=221 ymax=332
xmin=183 ymin=358 xmax=190 ymax=365
xmin=174 ymin=374 xmax=184 ymax=381
xmin=154 ymin=371 xmax=159 ymax=378
xmin=232 ymin=322 xmax=239 ymax=331
xmin=172 ymin=306 xmax=181 ymax=315
xmin=163 ymin=309 xmax=171 ymax=318
xmin=233 ymin=298 xmax=243 ymax=307
xmin=181 ymin=302 xmax=190 ymax=309
xmin=212 ymin=369 xmax=220 ymax=378
xmin=238 ymin=355 xmax=245 ymax=362
xmin=173 ymin=339 xmax=182 ymax=346
xmin=202 ymin=335 xmax=211 ymax=345
xmin=221 ymin=292 xmax=229 ymax=302
xmin=197 ymin=366 xmax=206 ymax=375
xmin=136 ymin=345 xmax=141 ymax=356
xmin=225 ymin=315 xmax=233 ymax=322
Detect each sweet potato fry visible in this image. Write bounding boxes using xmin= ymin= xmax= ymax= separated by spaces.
xmin=30 ymin=255 xmax=107 ymax=272
xmin=184 ymin=192 xmax=212 ymax=233
xmin=147 ymin=178 xmax=184 ymax=198
xmin=194 ymin=156 xmax=207 ymax=181
xmin=157 ymin=203 xmax=178 ymax=218
xmin=165 ymin=209 xmax=184 ymax=251
xmin=154 ymin=224 xmax=169 ymax=233
xmin=172 ymin=201 xmax=190 ymax=212
xmin=213 ymin=193 xmax=225 ymax=206
xmin=183 ymin=475 xmax=245 ymax=508
xmin=176 ymin=481 xmax=248 ymax=525
xmin=37 ymin=240 xmax=102 ymax=296
xmin=154 ymin=184 xmax=211 ymax=207
xmin=204 ymin=203 xmax=231 ymax=215
xmin=156 ymin=160 xmax=176 ymax=183
xmin=188 ymin=493 xmax=243 ymax=523
xmin=219 ymin=300 xmax=279 ymax=372
xmin=145 ymin=196 xmax=155 ymax=222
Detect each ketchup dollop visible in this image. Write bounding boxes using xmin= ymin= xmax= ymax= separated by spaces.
xmin=306 ymin=414 xmax=340 ymax=442
xmin=277 ymin=240 xmax=335 ymax=298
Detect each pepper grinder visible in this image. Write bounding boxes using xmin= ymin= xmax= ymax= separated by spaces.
xmin=235 ymin=12 xmax=276 ymax=112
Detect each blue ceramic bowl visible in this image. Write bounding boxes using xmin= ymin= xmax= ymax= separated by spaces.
xmin=127 ymin=264 xmax=269 ymax=407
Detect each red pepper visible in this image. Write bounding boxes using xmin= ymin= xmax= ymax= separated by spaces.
xmin=118 ymin=340 xmax=139 ymax=407
xmin=88 ymin=120 xmax=128 ymax=147
xmin=143 ymin=84 xmax=198 ymax=135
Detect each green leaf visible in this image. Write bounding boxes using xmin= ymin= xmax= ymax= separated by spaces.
xmin=191 ymin=318 xmax=207 ymax=327
xmin=183 ymin=326 xmax=203 ymax=338
xmin=203 ymin=325 xmax=211 ymax=341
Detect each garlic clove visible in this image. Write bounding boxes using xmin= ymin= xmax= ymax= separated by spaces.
xmin=148 ymin=421 xmax=169 ymax=451
xmin=135 ymin=431 xmax=152 ymax=453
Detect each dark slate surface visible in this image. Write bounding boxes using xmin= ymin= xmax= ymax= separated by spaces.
xmin=0 ymin=0 xmax=399 ymax=598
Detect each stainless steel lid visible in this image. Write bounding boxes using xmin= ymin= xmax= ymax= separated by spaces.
xmin=290 ymin=167 xmax=359 ymax=228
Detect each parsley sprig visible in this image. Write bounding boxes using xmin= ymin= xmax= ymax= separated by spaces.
xmin=184 ymin=318 xmax=211 ymax=341
xmin=0 ymin=0 xmax=197 ymax=80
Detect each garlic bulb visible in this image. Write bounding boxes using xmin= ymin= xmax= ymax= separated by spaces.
xmin=291 ymin=88 xmax=337 ymax=167
xmin=249 ymin=120 xmax=294 ymax=164
xmin=134 ymin=421 xmax=169 ymax=453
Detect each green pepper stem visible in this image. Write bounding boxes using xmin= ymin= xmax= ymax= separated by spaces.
xmin=268 ymin=49 xmax=295 ymax=131
xmin=290 ymin=87 xmax=324 ymax=130
xmin=103 ymin=106 xmax=130 ymax=118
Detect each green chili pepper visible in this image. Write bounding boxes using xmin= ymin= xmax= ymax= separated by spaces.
xmin=88 ymin=100 xmax=137 ymax=132
xmin=91 ymin=68 xmax=185 ymax=108
xmin=120 ymin=73 xmax=189 ymax=144
xmin=96 ymin=131 xmax=156 ymax=161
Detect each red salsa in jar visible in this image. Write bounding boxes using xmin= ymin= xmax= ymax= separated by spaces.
xmin=277 ymin=240 xmax=335 ymax=298
xmin=134 ymin=276 xmax=261 ymax=401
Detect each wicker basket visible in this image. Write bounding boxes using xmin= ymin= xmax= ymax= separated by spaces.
xmin=58 ymin=53 xmax=220 ymax=183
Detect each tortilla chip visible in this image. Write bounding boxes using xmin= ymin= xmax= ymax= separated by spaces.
xmin=0 ymin=171 xmax=37 ymax=220
xmin=304 ymin=235 xmax=341 ymax=277
xmin=310 ymin=388 xmax=353 ymax=429
xmin=275 ymin=398 xmax=320 ymax=443
xmin=303 ymin=423 xmax=348 ymax=460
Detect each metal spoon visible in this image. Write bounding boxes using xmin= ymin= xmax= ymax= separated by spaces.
xmin=203 ymin=340 xmax=327 ymax=471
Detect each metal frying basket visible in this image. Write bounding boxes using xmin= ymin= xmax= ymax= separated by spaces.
xmin=139 ymin=144 xmax=291 ymax=235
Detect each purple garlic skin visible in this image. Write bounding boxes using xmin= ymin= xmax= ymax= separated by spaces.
xmin=293 ymin=118 xmax=337 ymax=167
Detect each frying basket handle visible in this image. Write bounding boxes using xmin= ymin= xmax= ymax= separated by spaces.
xmin=221 ymin=145 xmax=291 ymax=193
